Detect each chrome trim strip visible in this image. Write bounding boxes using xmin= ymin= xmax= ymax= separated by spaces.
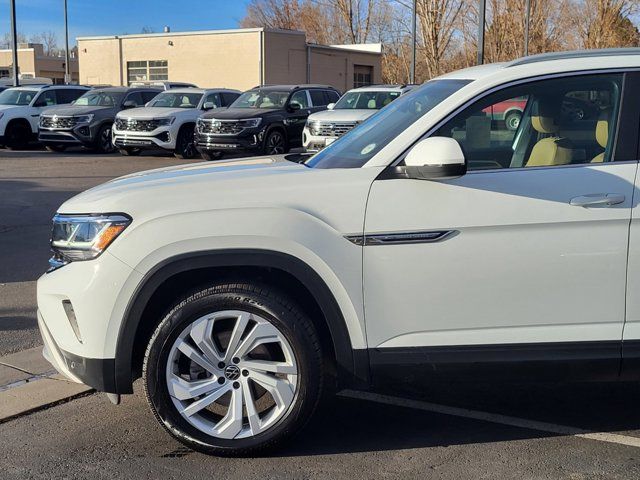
xmin=345 ymin=230 xmax=458 ymax=246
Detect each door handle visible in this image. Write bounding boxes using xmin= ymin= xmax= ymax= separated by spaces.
xmin=569 ymin=193 xmax=625 ymax=207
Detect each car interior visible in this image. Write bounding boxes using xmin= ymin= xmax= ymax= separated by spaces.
xmin=435 ymin=74 xmax=622 ymax=171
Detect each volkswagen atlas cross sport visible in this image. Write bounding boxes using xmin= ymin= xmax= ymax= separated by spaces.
xmin=38 ymin=49 xmax=640 ymax=456
xmin=303 ymin=84 xmax=415 ymax=152
xmin=111 ymin=88 xmax=240 ymax=159
xmin=195 ymin=84 xmax=340 ymax=160
xmin=39 ymin=87 xmax=161 ymax=153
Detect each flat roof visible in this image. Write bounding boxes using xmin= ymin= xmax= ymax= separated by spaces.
xmin=77 ymin=27 xmax=305 ymax=41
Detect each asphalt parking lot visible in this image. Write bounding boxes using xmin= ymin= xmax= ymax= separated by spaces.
xmin=3 ymin=148 xmax=640 ymax=479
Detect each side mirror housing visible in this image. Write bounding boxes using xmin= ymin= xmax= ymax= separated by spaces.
xmin=122 ymin=100 xmax=137 ymax=109
xmin=327 ymin=103 xmax=335 ymax=110
xmin=288 ymin=102 xmax=301 ymax=112
xmin=402 ymin=136 xmax=467 ymax=180
xmin=202 ymin=101 xmax=216 ymax=111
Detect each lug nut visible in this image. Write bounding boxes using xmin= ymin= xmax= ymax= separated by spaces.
xmin=242 ymin=370 xmax=249 ymax=377
xmin=233 ymin=381 xmax=240 ymax=389
xmin=218 ymin=377 xmax=225 ymax=384
xmin=232 ymin=357 xmax=240 ymax=364
xmin=217 ymin=362 xmax=225 ymax=369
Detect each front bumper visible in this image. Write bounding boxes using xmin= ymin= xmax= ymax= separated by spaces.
xmin=302 ymin=127 xmax=338 ymax=153
xmin=38 ymin=122 xmax=97 ymax=147
xmin=39 ymin=311 xmax=117 ymax=392
xmin=195 ymin=130 xmax=263 ymax=153
xmin=112 ymin=128 xmax=174 ymax=150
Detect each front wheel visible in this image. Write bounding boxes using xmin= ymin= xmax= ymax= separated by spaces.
xmin=94 ymin=124 xmax=116 ymax=153
xmin=262 ymin=130 xmax=288 ymax=155
xmin=5 ymin=122 xmax=31 ymax=149
xmin=143 ymin=283 xmax=324 ymax=456
xmin=174 ymin=125 xmax=197 ymax=159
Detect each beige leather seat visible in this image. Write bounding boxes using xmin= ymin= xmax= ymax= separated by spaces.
xmin=526 ymin=109 xmax=573 ymax=167
xmin=591 ymin=110 xmax=610 ymax=163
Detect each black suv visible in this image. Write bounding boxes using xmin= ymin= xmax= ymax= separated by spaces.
xmin=38 ymin=87 xmax=161 ymax=153
xmin=195 ymin=84 xmax=340 ymax=159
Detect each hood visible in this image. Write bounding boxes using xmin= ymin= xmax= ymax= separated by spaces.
xmin=201 ymin=107 xmax=271 ymax=120
xmin=41 ymin=105 xmax=113 ymax=116
xmin=60 ymin=156 xmax=306 ymax=216
xmin=117 ymin=106 xmax=193 ymax=119
xmin=0 ymin=104 xmax=25 ymax=112
xmin=308 ymin=109 xmax=377 ymax=123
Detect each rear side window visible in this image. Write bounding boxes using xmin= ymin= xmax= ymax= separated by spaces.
xmin=124 ymin=92 xmax=145 ymax=106
xmin=56 ymin=89 xmax=86 ymax=104
xmin=310 ymin=90 xmax=327 ymax=107
xmin=142 ymin=91 xmax=160 ymax=103
xmin=221 ymin=92 xmax=240 ymax=106
xmin=203 ymin=92 xmax=221 ymax=108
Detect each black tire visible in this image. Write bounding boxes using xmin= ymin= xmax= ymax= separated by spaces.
xmin=119 ymin=147 xmax=141 ymax=156
xmin=262 ymin=129 xmax=289 ymax=155
xmin=143 ymin=283 xmax=324 ymax=456
xmin=45 ymin=145 xmax=67 ymax=153
xmin=94 ymin=124 xmax=116 ymax=153
xmin=200 ymin=150 xmax=224 ymax=161
xmin=5 ymin=121 xmax=31 ymax=150
xmin=505 ymin=111 xmax=522 ymax=131
xmin=174 ymin=125 xmax=197 ymax=159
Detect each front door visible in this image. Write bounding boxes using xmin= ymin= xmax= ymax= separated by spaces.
xmin=363 ymin=72 xmax=638 ymax=381
xmin=286 ymin=90 xmax=311 ymax=147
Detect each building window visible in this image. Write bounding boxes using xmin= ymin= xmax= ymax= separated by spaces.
xmin=354 ymin=65 xmax=373 ymax=88
xmin=0 ymin=69 xmax=9 ymax=77
xmin=127 ymin=60 xmax=168 ymax=85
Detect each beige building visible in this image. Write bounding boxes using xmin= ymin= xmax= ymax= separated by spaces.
xmin=0 ymin=43 xmax=79 ymax=84
xmin=77 ymin=28 xmax=382 ymax=92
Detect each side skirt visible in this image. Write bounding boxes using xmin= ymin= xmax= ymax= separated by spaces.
xmin=369 ymin=341 xmax=623 ymax=387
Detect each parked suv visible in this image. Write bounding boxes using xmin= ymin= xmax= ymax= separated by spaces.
xmin=112 ymin=88 xmax=240 ymax=158
xmin=38 ymin=87 xmax=161 ymax=153
xmin=303 ymin=84 xmax=415 ymax=152
xmin=38 ymin=49 xmax=640 ymax=456
xmin=0 ymin=84 xmax=89 ymax=149
xmin=195 ymin=84 xmax=340 ymax=160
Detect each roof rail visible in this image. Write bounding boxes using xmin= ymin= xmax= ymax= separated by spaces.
xmin=508 ymin=48 xmax=640 ymax=67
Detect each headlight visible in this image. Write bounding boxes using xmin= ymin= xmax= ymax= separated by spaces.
xmin=74 ymin=114 xmax=94 ymax=124
xmin=307 ymin=120 xmax=321 ymax=135
xmin=156 ymin=117 xmax=175 ymax=126
xmin=238 ymin=118 xmax=261 ymax=129
xmin=48 ymin=213 xmax=131 ymax=271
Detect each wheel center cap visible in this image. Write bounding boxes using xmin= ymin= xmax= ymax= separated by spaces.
xmin=224 ymin=364 xmax=241 ymax=380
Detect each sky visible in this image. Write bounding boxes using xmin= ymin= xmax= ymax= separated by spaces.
xmin=0 ymin=0 xmax=252 ymax=45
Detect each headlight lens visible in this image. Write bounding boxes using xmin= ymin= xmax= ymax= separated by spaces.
xmin=307 ymin=120 xmax=321 ymax=135
xmin=156 ymin=117 xmax=175 ymax=126
xmin=74 ymin=114 xmax=94 ymax=124
xmin=48 ymin=213 xmax=131 ymax=271
xmin=238 ymin=118 xmax=261 ymax=129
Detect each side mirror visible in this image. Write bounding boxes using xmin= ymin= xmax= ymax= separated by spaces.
xmin=327 ymin=103 xmax=335 ymax=110
xmin=403 ymin=137 xmax=467 ymax=180
xmin=202 ymin=101 xmax=216 ymax=111
xmin=122 ymin=100 xmax=136 ymax=109
xmin=288 ymin=102 xmax=301 ymax=112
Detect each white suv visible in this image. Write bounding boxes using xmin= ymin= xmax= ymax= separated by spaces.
xmin=38 ymin=49 xmax=640 ymax=456
xmin=112 ymin=88 xmax=240 ymax=158
xmin=0 ymin=85 xmax=89 ymax=149
xmin=303 ymin=84 xmax=414 ymax=152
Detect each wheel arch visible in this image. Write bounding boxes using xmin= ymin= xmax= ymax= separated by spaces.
xmin=114 ymin=249 xmax=369 ymax=394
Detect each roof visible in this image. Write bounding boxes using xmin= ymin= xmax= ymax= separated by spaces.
xmin=77 ymin=27 xmax=305 ymax=41
xmin=163 ymin=88 xmax=240 ymax=94
xmin=7 ymin=84 xmax=90 ymax=91
xmin=350 ymin=84 xmax=415 ymax=92
xmin=91 ymin=86 xmax=160 ymax=93
xmin=251 ymin=84 xmax=336 ymax=91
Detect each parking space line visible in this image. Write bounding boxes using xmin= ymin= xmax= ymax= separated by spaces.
xmin=339 ymin=390 xmax=640 ymax=449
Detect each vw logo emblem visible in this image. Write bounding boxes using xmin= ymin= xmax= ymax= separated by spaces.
xmin=224 ymin=364 xmax=241 ymax=381
xmin=328 ymin=123 xmax=335 ymax=131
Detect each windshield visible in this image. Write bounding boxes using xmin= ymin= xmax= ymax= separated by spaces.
xmin=149 ymin=92 xmax=203 ymax=108
xmin=305 ymin=79 xmax=471 ymax=169
xmin=74 ymin=91 xmax=124 ymax=107
xmin=0 ymin=89 xmax=37 ymax=106
xmin=230 ymin=90 xmax=289 ymax=109
xmin=334 ymin=91 xmax=401 ymax=110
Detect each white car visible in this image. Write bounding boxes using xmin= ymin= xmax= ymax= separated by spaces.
xmin=0 ymin=85 xmax=89 ymax=149
xmin=38 ymin=49 xmax=640 ymax=456
xmin=302 ymin=84 xmax=414 ymax=152
xmin=112 ymin=88 xmax=240 ymax=158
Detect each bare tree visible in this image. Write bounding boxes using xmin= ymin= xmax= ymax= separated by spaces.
xmin=0 ymin=31 xmax=28 ymax=49
xmin=571 ymin=0 xmax=640 ymax=48
xmin=30 ymin=31 xmax=60 ymax=56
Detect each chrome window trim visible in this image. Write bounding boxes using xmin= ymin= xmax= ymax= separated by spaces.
xmin=391 ymin=67 xmax=640 ymax=168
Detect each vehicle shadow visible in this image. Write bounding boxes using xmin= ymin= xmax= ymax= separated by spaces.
xmin=273 ymin=381 xmax=640 ymax=457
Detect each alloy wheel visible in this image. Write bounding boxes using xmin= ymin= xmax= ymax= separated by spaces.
xmin=165 ymin=310 xmax=298 ymax=440
xmin=101 ymin=126 xmax=115 ymax=153
xmin=266 ymin=132 xmax=285 ymax=154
